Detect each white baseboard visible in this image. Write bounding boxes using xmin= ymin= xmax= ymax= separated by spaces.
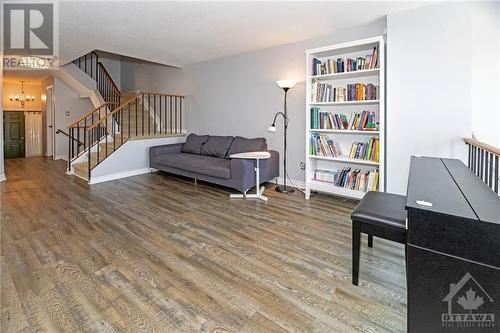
xmin=54 ymin=155 xmax=68 ymax=161
xmin=0 ymin=174 xmax=6 ymax=182
xmin=273 ymin=177 xmax=306 ymax=189
xmin=89 ymin=168 xmax=153 ymax=185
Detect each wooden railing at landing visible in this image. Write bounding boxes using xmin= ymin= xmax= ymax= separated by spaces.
xmin=68 ymin=92 xmax=185 ymax=179
xmin=464 ymin=138 xmax=499 ymax=194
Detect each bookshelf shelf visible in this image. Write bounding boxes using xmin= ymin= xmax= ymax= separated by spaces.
xmin=305 ymin=36 xmax=385 ymax=200
xmin=309 ymin=180 xmax=366 ymax=199
xmin=308 ymin=155 xmax=379 ymax=166
xmin=310 ymin=100 xmax=379 ymax=106
xmin=308 ymin=129 xmax=379 ymax=134
xmin=308 ymin=68 xmax=379 ymax=80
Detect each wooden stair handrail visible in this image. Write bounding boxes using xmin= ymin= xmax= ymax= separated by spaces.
xmin=68 ymin=102 xmax=119 ymax=128
xmin=86 ymin=92 xmax=185 ymax=131
xmin=141 ymin=92 xmax=186 ymax=98
xmin=464 ymin=138 xmax=500 ymax=156
xmin=56 ymin=128 xmax=84 ymax=146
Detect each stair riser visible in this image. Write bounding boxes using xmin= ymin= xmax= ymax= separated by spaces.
xmin=73 ymin=166 xmax=89 ymax=181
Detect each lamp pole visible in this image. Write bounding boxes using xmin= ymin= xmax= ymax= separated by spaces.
xmin=276 ymin=87 xmax=294 ymax=193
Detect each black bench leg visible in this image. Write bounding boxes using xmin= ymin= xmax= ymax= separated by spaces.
xmin=368 ymin=234 xmax=373 ymax=248
xmin=352 ymin=221 xmax=361 ymax=286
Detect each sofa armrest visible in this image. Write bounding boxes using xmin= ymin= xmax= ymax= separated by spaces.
xmin=230 ymin=150 xmax=280 ymax=191
xmin=149 ymin=143 xmax=184 ymax=161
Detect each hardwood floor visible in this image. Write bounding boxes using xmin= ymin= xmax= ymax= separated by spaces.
xmin=1 ymin=157 xmax=406 ymax=332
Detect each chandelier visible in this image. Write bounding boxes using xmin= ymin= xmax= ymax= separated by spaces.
xmin=9 ymin=81 xmax=35 ymax=108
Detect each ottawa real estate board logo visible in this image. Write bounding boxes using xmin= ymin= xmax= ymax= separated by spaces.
xmin=442 ymin=272 xmax=495 ymax=329
xmin=3 ymin=1 xmax=58 ymax=70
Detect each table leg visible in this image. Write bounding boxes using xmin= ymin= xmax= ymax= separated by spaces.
xmin=229 ymin=158 xmax=267 ymax=201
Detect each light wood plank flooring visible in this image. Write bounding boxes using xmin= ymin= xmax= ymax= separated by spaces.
xmin=1 ymin=157 xmax=406 ymax=332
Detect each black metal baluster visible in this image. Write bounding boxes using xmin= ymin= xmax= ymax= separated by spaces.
xmin=135 ymin=96 xmax=138 ymax=137
xmin=112 ymin=109 xmax=116 ymax=151
xmin=472 ymin=146 xmax=476 ymax=174
xmin=121 ymin=109 xmax=124 ymax=145
xmin=128 ymin=103 xmax=131 ymax=139
xmin=170 ymin=96 xmax=173 ymax=134
xmin=468 ymin=144 xmax=472 ymax=169
xmin=148 ymin=93 xmax=151 ymax=135
xmin=105 ymin=117 xmax=108 ymax=158
xmin=485 ymin=152 xmax=489 ymax=185
xmin=489 ymin=152 xmax=494 ymax=188
xmin=175 ymin=97 xmax=178 ymax=133
xmin=153 ymin=94 xmax=157 ymax=135
xmin=96 ymin=123 xmax=100 ymax=165
xmin=480 ymin=148 xmax=484 ymax=180
xmin=68 ymin=128 xmax=72 ymax=171
xmin=495 ymin=155 xmax=499 ymax=194
xmin=142 ymin=94 xmax=145 ymax=136
xmin=158 ymin=95 xmax=162 ymax=134
xmin=180 ymin=97 xmax=183 ymax=133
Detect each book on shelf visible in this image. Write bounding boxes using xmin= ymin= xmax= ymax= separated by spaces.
xmin=349 ymin=137 xmax=379 ymax=162
xmin=310 ymin=134 xmax=342 ymax=157
xmin=311 ymin=46 xmax=378 ymax=76
xmin=310 ymin=108 xmax=379 ymax=131
xmin=311 ymin=82 xmax=379 ymax=103
xmin=313 ymin=167 xmax=379 ymax=192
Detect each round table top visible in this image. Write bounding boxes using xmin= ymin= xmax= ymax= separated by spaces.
xmin=229 ymin=151 xmax=271 ymax=159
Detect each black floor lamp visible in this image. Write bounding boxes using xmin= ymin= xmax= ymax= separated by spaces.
xmin=269 ymin=80 xmax=296 ymax=193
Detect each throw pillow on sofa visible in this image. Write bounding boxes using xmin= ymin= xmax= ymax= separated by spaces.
xmin=182 ymin=133 xmax=210 ymax=154
xmin=226 ymin=136 xmax=267 ymax=157
xmin=200 ymin=136 xmax=234 ymax=158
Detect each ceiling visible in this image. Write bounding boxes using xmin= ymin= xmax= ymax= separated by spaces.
xmin=59 ymin=1 xmax=434 ymax=67
xmin=2 ymin=70 xmax=53 ymax=84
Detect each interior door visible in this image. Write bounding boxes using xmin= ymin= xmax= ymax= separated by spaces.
xmin=3 ymin=112 xmax=25 ymax=159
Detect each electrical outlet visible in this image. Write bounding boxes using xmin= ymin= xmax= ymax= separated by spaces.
xmin=300 ymin=162 xmax=306 ymax=170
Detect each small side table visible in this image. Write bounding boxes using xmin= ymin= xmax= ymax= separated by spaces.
xmin=229 ymin=151 xmax=271 ymax=201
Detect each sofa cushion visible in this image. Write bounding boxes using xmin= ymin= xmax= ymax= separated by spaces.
xmin=181 ymin=133 xmax=210 ymax=154
xmin=227 ymin=136 xmax=267 ymax=157
xmin=155 ymin=153 xmax=231 ymax=179
xmin=200 ymin=136 xmax=234 ymax=158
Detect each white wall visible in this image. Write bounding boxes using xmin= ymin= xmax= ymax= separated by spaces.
xmin=470 ymin=1 xmax=500 ymax=147
xmin=121 ymin=59 xmax=184 ymax=94
xmin=54 ymin=78 xmax=94 ymax=160
xmin=90 ymin=136 xmax=185 ymax=184
xmin=97 ymin=51 xmax=122 ymax=90
xmin=386 ymin=1 xmax=500 ymax=195
xmin=121 ymin=19 xmax=386 ymax=182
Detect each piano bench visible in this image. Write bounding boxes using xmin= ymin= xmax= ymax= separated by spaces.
xmin=351 ymin=191 xmax=407 ymax=286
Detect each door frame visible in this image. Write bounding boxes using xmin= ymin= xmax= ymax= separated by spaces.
xmin=46 ymin=85 xmax=55 ymax=158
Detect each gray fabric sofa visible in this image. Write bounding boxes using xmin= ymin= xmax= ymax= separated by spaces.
xmin=149 ymin=134 xmax=279 ymax=193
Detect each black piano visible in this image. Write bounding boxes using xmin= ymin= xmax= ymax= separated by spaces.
xmin=406 ymin=156 xmax=500 ymax=332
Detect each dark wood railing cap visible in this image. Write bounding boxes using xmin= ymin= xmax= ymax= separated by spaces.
xmin=464 ymin=138 xmax=500 ymax=156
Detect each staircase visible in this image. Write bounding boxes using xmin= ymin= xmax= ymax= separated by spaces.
xmin=67 ymin=52 xmax=185 ymax=182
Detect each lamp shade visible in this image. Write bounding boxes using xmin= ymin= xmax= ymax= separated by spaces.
xmin=268 ymin=125 xmax=277 ymax=133
xmin=276 ymin=80 xmax=296 ymax=89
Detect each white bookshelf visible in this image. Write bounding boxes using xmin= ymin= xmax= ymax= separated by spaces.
xmin=305 ymin=36 xmax=385 ymax=200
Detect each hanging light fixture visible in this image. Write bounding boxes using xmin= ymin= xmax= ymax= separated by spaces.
xmin=9 ymin=81 xmax=35 ymax=108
